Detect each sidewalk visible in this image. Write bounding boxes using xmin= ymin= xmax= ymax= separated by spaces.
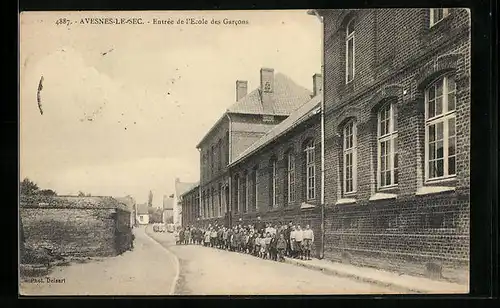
xmin=20 ymin=226 xmax=178 ymax=296
xmin=283 ymin=257 xmax=469 ymax=294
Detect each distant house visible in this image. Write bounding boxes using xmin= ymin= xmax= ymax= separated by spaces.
xmin=162 ymin=195 xmax=174 ymax=224
xmin=135 ymin=203 xmax=149 ymax=225
xmin=20 ymin=195 xmax=133 ymax=258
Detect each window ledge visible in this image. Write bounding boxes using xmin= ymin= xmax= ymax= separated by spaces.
xmin=335 ymin=198 xmax=357 ymax=205
xmin=301 ymin=202 xmax=316 ymax=209
xmin=369 ymin=193 xmax=397 ymax=201
xmin=416 ymin=186 xmax=456 ymax=195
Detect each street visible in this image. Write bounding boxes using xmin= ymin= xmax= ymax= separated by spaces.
xmin=145 ymin=227 xmax=398 ymax=295
xmin=19 ymin=226 xmax=178 ymax=296
xmin=20 ymin=225 xmax=399 ymax=296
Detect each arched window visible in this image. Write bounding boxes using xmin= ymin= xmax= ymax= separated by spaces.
xmin=244 ymin=171 xmax=249 ymax=213
xmin=425 ymin=75 xmax=457 ymax=181
xmin=345 ymin=19 xmax=355 ymax=84
xmin=202 ymin=191 xmax=207 ymax=218
xmin=270 ymin=157 xmax=278 ymax=207
xmin=252 ymin=166 xmax=258 ymax=211
xmin=241 ymin=172 xmax=247 ymax=213
xmin=343 ymin=120 xmax=357 ymax=194
xmin=218 ymin=140 xmax=222 ymax=171
xmin=234 ymin=175 xmax=240 ymax=213
xmin=210 ymin=187 xmax=214 ymax=218
xmin=218 ymin=183 xmax=222 ymax=217
xmin=377 ymin=102 xmax=399 ymax=188
xmin=287 ymin=151 xmax=296 ymax=204
xmin=430 ymin=8 xmax=450 ymax=27
xmin=304 ymin=139 xmax=316 ymax=200
xmin=211 ymin=145 xmax=215 ymax=176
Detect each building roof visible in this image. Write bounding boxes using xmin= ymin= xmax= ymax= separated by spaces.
xmin=179 ymin=183 xmax=200 ymax=199
xmin=226 ymin=73 xmax=313 ymax=116
xmin=175 ymin=179 xmax=199 ymax=198
xmin=136 ymin=203 xmax=149 ymax=215
xmin=196 ymin=72 xmax=313 ymax=148
xmin=19 ymin=195 xmax=131 ymax=212
xmin=230 ymin=93 xmax=322 ymax=166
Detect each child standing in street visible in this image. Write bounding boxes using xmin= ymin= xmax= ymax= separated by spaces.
xmin=276 ymin=233 xmax=287 ymax=261
xmin=210 ymin=227 xmax=217 ymax=248
xmin=302 ymin=225 xmax=314 ymax=260
xmin=174 ymin=229 xmax=180 ymax=245
xmin=254 ymin=233 xmax=261 ymax=256
xmin=259 ymin=234 xmax=266 ymax=258
xmin=295 ymin=225 xmax=304 ymax=260
xmin=269 ymin=233 xmax=278 ymax=261
xmin=204 ymin=229 xmax=211 ymax=247
xmin=289 ymin=226 xmax=297 ymax=258
xmin=184 ymin=227 xmax=191 ymax=245
xmin=264 ymin=233 xmax=272 ymax=259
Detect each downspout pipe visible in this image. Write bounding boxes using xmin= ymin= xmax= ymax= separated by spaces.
xmin=197 ymin=148 xmax=202 ymax=226
xmin=226 ymin=113 xmax=233 ymax=228
xmin=310 ymin=9 xmax=326 ymax=260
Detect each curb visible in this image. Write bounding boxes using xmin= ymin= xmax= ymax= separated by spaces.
xmin=283 ymin=257 xmax=425 ymax=294
xmin=143 ymin=226 xmax=180 ymax=295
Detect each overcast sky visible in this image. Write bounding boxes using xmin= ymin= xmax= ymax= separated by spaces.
xmin=20 ymin=10 xmax=322 ymax=206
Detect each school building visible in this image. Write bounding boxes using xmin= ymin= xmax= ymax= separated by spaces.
xmin=193 ymin=67 xmax=317 ymax=228
xmin=315 ymin=8 xmax=470 ymax=283
xmin=181 ymin=8 xmax=470 ymax=283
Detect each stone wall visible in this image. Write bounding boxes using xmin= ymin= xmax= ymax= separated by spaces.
xmin=20 ymin=207 xmax=132 ymax=258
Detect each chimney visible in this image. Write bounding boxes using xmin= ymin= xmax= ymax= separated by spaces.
xmin=313 ymin=73 xmax=323 ymax=97
xmin=236 ymin=80 xmax=248 ymax=101
xmin=260 ymin=68 xmax=274 ymax=93
xmin=260 ymin=68 xmax=275 ymax=114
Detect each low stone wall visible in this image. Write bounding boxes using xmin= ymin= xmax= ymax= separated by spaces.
xmin=20 ymin=207 xmax=132 ymax=258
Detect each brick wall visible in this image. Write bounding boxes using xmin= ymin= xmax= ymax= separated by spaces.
xmin=181 ymin=186 xmax=201 ymax=227
xmin=229 ymin=115 xmax=322 ymax=255
xmin=322 ymin=8 xmax=470 ymax=283
xmin=199 ymin=117 xmax=229 ymax=186
xmin=21 ymin=207 xmax=132 ymax=258
xmin=230 ymin=113 xmax=288 ymax=161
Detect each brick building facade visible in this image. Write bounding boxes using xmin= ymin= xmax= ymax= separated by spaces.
xmin=195 ymin=68 xmax=315 ymax=228
xmin=180 ymin=183 xmax=200 ymax=226
xmin=228 ymin=74 xmax=323 ymax=256
xmin=180 ymin=8 xmax=470 ymax=283
xmin=316 ymin=8 xmax=470 ymax=283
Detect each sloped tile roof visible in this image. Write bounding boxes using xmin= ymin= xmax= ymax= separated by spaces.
xmin=19 ymin=195 xmax=131 ymax=212
xmin=136 ymin=203 xmax=149 ymax=215
xmin=175 ymin=181 xmax=199 ymax=198
xmin=197 ymin=72 xmax=313 ymax=148
xmin=227 ymin=73 xmax=313 ymax=116
xmin=230 ymin=94 xmax=322 ymax=166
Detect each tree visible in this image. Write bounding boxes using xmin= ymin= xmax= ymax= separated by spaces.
xmin=38 ymin=189 xmax=57 ymax=196
xmin=20 ymin=178 xmax=39 ymax=196
xmin=148 ymin=190 xmax=153 ymax=207
xmin=78 ymin=191 xmax=86 ymax=197
xmin=148 ymin=207 xmax=163 ymax=223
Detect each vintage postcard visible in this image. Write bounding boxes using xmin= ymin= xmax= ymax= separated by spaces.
xmin=19 ymin=9 xmax=470 ymax=296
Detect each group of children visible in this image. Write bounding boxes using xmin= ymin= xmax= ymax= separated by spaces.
xmin=174 ymin=218 xmax=315 ymax=261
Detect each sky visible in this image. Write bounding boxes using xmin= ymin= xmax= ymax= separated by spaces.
xmin=19 ymin=10 xmax=322 ymax=206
